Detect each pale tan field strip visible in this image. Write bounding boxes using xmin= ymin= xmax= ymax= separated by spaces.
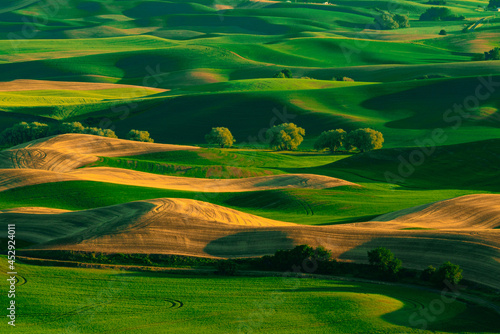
xmin=0 ymin=134 xmax=199 ymax=172
xmin=364 ymin=194 xmax=500 ymax=230
xmin=69 ymin=168 xmax=356 ymax=192
xmin=2 ymin=198 xmax=499 ymax=290
xmin=1 ymin=134 xmax=499 ymax=290
xmin=0 ymin=79 xmax=167 ymax=92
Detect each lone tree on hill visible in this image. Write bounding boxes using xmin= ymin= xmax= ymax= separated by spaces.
xmin=314 ymin=129 xmax=347 ymax=153
xmin=127 ymin=129 xmax=154 ymax=143
xmin=267 ymin=123 xmax=305 ymax=150
xmin=205 ymin=127 xmax=235 ymax=148
xmin=346 ymin=128 xmax=384 ymax=152
xmin=368 ymin=247 xmax=402 ymax=278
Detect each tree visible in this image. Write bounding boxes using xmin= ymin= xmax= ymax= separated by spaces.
xmin=268 ymin=245 xmax=331 ymax=271
xmin=84 ymin=127 xmax=118 ymax=138
xmin=333 ymin=76 xmax=354 ymax=82
xmin=314 ymin=129 xmax=346 ymax=153
xmin=346 ymin=128 xmax=384 ymax=152
xmin=0 ymin=121 xmax=50 ymax=146
xmin=394 ymin=14 xmax=410 ymax=28
xmin=273 ymin=68 xmax=293 ymax=78
xmin=484 ymin=47 xmax=500 ymax=60
xmin=205 ymin=127 xmax=235 ymax=148
xmin=49 ymin=122 xmax=85 ymax=135
xmin=432 ymin=262 xmax=463 ymax=287
xmin=266 ymin=123 xmax=305 ymax=150
xmin=439 ymin=29 xmax=447 ymax=35
xmin=127 ymin=129 xmax=154 ymax=143
xmin=375 ymin=13 xmax=399 ymax=29
xmin=368 ymin=247 xmax=402 ymax=278
xmin=419 ymin=7 xmax=464 ymax=21
xmin=375 ymin=13 xmax=410 ymax=30
xmin=273 ymin=245 xmax=315 ymax=270
xmin=0 ymin=121 xmax=120 ymax=147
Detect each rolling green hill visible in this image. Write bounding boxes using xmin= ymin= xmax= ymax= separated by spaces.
xmin=4 ymin=258 xmax=498 ymax=333
xmin=1 ymin=2 xmax=500 ymax=331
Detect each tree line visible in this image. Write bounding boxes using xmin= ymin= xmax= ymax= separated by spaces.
xmin=0 ymin=121 xmax=154 ymax=146
xmin=217 ymin=245 xmax=464 ymax=289
xmin=1 ymin=120 xmax=384 ymax=153
xmin=206 ymin=124 xmax=384 ymax=153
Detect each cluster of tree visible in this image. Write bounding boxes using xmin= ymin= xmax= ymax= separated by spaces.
xmin=368 ymin=247 xmax=463 ymax=286
xmin=0 ymin=122 xmax=50 ymax=146
xmin=419 ymin=7 xmax=465 ymax=21
xmin=205 ymin=123 xmax=305 ymax=151
xmin=215 ymin=245 xmax=464 ymax=288
xmin=0 ymin=121 xmax=155 ymax=146
xmin=439 ymin=29 xmax=447 ymax=35
xmin=314 ymin=128 xmax=384 ymax=153
xmin=206 ymin=125 xmax=383 ymax=153
xmin=273 ymin=68 xmax=293 ymax=78
xmin=375 ymin=13 xmax=410 ymax=30
xmin=35 ymin=246 xmax=463 ymax=289
xmin=421 ymin=262 xmax=463 ymax=287
xmin=333 ymin=76 xmax=355 ymax=82
xmin=0 ymin=121 xmax=117 ymax=146
xmin=127 ymin=129 xmax=154 ymax=143
xmin=476 ymin=47 xmax=500 ymax=61
xmin=260 ymin=244 xmax=332 ymax=271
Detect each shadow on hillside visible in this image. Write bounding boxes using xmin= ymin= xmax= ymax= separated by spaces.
xmin=337 ymin=237 xmax=500 ymax=302
xmin=32 ymin=201 xmax=158 ymax=248
xmin=338 ymin=236 xmax=500 ymax=273
xmin=362 ymin=77 xmax=500 ymax=129
xmin=204 ymin=230 xmax=294 ymax=258
xmin=279 ymin=281 xmax=500 ymax=333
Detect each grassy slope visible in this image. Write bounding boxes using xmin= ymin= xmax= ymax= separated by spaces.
xmin=106 ymin=76 xmax=500 ymax=148
xmin=87 ymin=148 xmax=349 ymax=178
xmin=3 ymin=74 xmax=500 ymax=148
xmin=0 ymin=0 xmax=498 ymax=148
xmin=3 ymin=257 xmax=498 ymax=333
